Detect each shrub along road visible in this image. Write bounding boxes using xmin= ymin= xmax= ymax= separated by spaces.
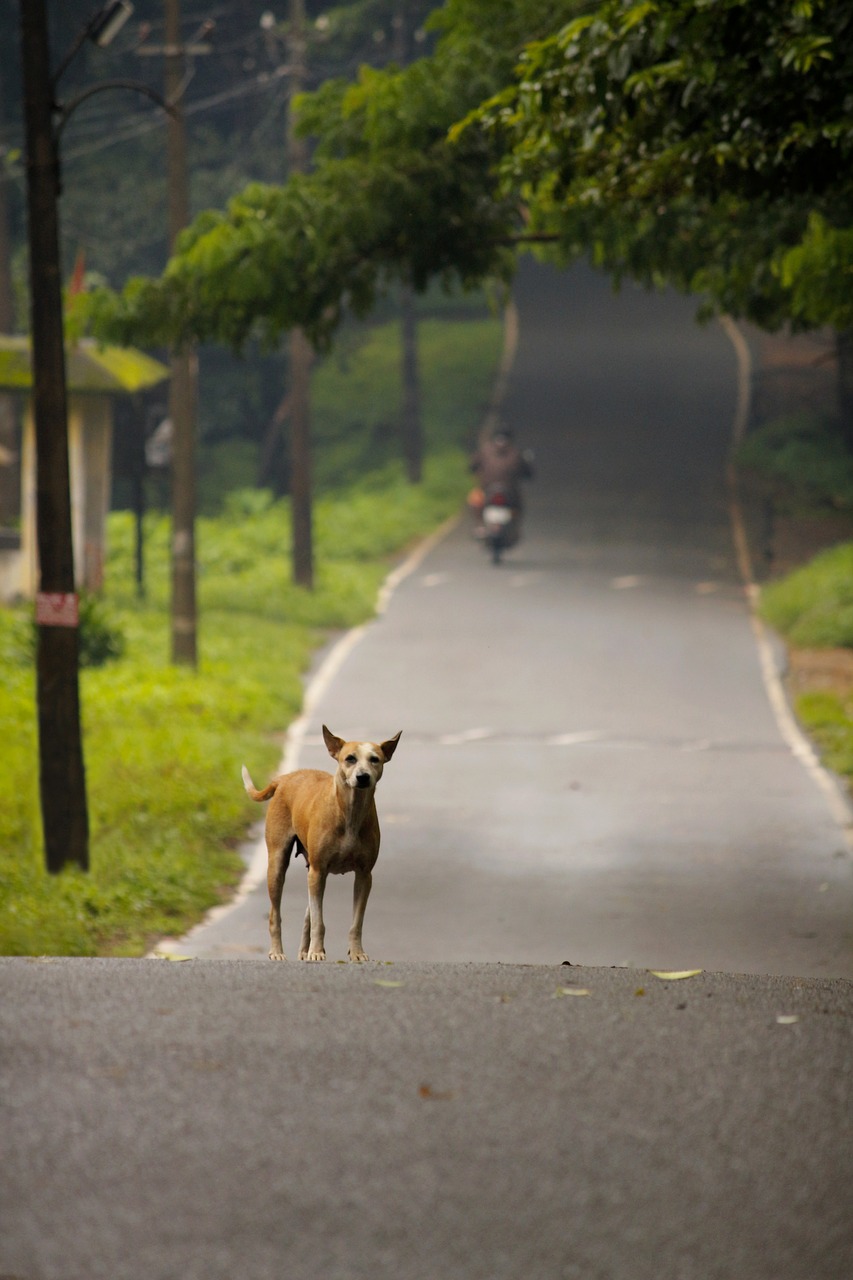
xmin=3 ymin=262 xmax=851 ymax=1280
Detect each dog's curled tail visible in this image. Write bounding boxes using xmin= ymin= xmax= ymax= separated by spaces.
xmin=242 ymin=765 xmax=278 ymax=803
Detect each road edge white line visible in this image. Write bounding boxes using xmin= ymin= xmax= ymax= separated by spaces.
xmin=720 ymin=314 xmax=853 ymax=844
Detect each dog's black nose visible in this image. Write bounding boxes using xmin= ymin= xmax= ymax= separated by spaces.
xmin=355 ymin=773 xmax=371 ymax=788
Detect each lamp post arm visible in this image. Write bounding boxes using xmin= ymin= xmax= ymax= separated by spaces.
xmin=55 ymin=80 xmax=175 ymax=139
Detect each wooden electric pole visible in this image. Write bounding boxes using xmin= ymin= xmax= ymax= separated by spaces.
xmin=19 ymin=0 xmax=89 ymax=872
xmin=287 ymin=0 xmax=314 ymax=588
xmin=163 ymin=0 xmax=198 ymax=664
xmin=392 ymin=4 xmax=423 ymax=484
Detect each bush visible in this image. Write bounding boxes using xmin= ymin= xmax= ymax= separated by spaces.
xmin=760 ymin=542 xmax=853 ymax=649
xmin=6 ymin=593 xmax=126 ymax=669
xmin=736 ymin=411 xmax=853 ymax=511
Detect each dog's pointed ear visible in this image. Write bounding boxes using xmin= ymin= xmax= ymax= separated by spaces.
xmin=322 ymin=725 xmax=345 ymax=758
xmin=380 ymin=731 xmax=402 ymax=761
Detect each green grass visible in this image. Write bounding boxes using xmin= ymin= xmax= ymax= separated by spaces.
xmin=759 ymin=539 xmax=853 ymax=793
xmin=760 ymin=542 xmax=853 ymax=649
xmin=0 ymin=314 xmax=502 ymax=956
xmin=795 ymin=690 xmax=853 ymax=782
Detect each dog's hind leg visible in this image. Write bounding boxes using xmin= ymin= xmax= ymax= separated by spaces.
xmin=267 ymin=836 xmax=294 ymax=960
xmin=302 ymin=865 xmax=328 ymax=961
xmin=348 ymin=869 xmax=373 ymax=962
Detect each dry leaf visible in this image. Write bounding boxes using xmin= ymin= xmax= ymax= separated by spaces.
xmin=553 ymin=987 xmax=591 ymax=998
xmin=634 ymin=987 xmax=646 ymax=997
xmin=648 ymin=969 xmax=702 ymax=980
xmin=776 ymin=1015 xmax=800 ymax=1025
xmin=419 ymin=1083 xmax=455 ymax=1100
xmin=373 ymin=979 xmax=404 ymax=988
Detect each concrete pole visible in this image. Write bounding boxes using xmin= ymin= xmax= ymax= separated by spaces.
xmin=19 ymin=0 xmax=89 ymax=872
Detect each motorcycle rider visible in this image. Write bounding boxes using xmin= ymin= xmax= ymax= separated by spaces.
xmin=468 ymin=426 xmax=534 ymax=539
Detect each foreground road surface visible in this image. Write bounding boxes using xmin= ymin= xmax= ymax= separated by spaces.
xmin=177 ymin=261 xmax=853 ymax=977
xmin=2 ymin=958 xmax=851 ymax=1280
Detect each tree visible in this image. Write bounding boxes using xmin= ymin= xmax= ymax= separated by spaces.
xmin=467 ymin=0 xmax=853 ymax=427
xmin=86 ymin=0 xmax=853 ymax=436
xmin=82 ymin=1 xmax=576 ymax=351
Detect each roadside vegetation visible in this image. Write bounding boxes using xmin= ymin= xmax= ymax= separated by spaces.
xmin=0 ymin=313 xmax=502 ymax=956
xmin=737 ymin=410 xmax=853 ymax=794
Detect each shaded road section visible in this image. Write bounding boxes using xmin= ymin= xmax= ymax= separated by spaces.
xmin=179 ymin=260 xmax=853 ymax=977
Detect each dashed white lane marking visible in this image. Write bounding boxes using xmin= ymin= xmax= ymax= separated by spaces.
xmin=548 ymin=730 xmax=607 ymax=747
xmin=438 ymin=727 xmax=494 ymax=746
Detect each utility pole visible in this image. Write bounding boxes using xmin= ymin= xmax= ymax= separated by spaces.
xmin=0 ymin=62 xmax=20 ymax=526
xmin=287 ymin=0 xmax=314 ymax=588
xmin=19 ymin=0 xmax=89 ymax=872
xmin=163 ymin=0 xmax=198 ymax=663
xmin=392 ymin=3 xmax=423 ymax=484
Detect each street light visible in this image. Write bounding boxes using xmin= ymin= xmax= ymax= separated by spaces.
xmin=18 ymin=1 xmax=165 ymax=874
xmin=90 ymin=1 xmax=134 ymax=47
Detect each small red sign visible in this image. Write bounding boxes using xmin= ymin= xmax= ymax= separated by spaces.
xmin=35 ymin=592 xmax=80 ymax=628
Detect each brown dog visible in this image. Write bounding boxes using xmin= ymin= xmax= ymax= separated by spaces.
xmin=242 ymin=725 xmax=402 ymax=962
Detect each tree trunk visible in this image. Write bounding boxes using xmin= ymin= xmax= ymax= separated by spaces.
xmin=19 ymin=0 xmax=89 ymax=873
xmin=400 ymin=283 xmax=423 ymax=483
xmin=287 ymin=0 xmax=313 ymax=587
xmin=289 ymin=327 xmax=313 ymax=588
xmin=837 ymin=329 xmax=853 ymax=454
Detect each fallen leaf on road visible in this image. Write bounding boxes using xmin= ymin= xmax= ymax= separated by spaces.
xmin=373 ymin=979 xmax=405 ymax=988
xmin=648 ymin=970 xmax=702 ymax=980
xmin=776 ymin=1015 xmax=800 ymax=1025
xmin=553 ymin=987 xmax=591 ymax=997
xmin=419 ymin=1083 xmax=455 ymax=1100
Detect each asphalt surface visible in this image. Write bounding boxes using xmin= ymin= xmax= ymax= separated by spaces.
xmin=2 ymin=958 xmax=852 ymax=1280
xmin=174 ymin=259 xmax=853 ymax=978
xmin=3 ymin=261 xmax=853 ymax=1280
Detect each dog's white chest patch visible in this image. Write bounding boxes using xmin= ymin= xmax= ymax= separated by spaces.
xmin=326 ymin=830 xmax=361 ymax=874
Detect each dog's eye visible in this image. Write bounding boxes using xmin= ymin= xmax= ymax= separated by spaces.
xmin=345 ymin=755 xmax=357 ymax=764
xmin=369 ymin=756 xmax=379 ymax=764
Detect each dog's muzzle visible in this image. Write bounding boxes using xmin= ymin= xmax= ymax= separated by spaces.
xmin=354 ymin=773 xmax=372 ymax=789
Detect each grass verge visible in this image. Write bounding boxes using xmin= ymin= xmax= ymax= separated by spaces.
xmin=0 ymin=314 xmax=502 ymax=955
xmin=760 ymin=541 xmax=853 ymax=795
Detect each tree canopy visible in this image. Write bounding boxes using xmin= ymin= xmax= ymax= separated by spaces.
xmin=85 ymin=0 xmax=853 ymax=350
xmin=468 ymin=0 xmax=853 ymax=330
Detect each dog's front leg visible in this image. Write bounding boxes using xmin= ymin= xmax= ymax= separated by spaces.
xmin=298 ymin=904 xmax=311 ymax=961
xmin=303 ymin=865 xmax=328 ymax=961
xmin=348 ymin=869 xmax=372 ymax=962
xmin=267 ymin=840 xmax=292 ymax=961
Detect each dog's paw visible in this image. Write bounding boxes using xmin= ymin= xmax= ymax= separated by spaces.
xmin=304 ymin=949 xmax=326 ymax=962
xmin=348 ymin=949 xmax=369 ymax=963
xmin=268 ymin=949 xmax=288 ymax=961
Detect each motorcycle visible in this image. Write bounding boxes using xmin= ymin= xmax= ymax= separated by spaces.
xmin=479 ymin=485 xmax=521 ymax=564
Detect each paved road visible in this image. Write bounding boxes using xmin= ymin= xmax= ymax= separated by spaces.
xmin=2 ymin=958 xmax=851 ymax=1280
xmin=177 ymin=260 xmax=853 ymax=978
xmin=4 ymin=263 xmax=853 ymax=1280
